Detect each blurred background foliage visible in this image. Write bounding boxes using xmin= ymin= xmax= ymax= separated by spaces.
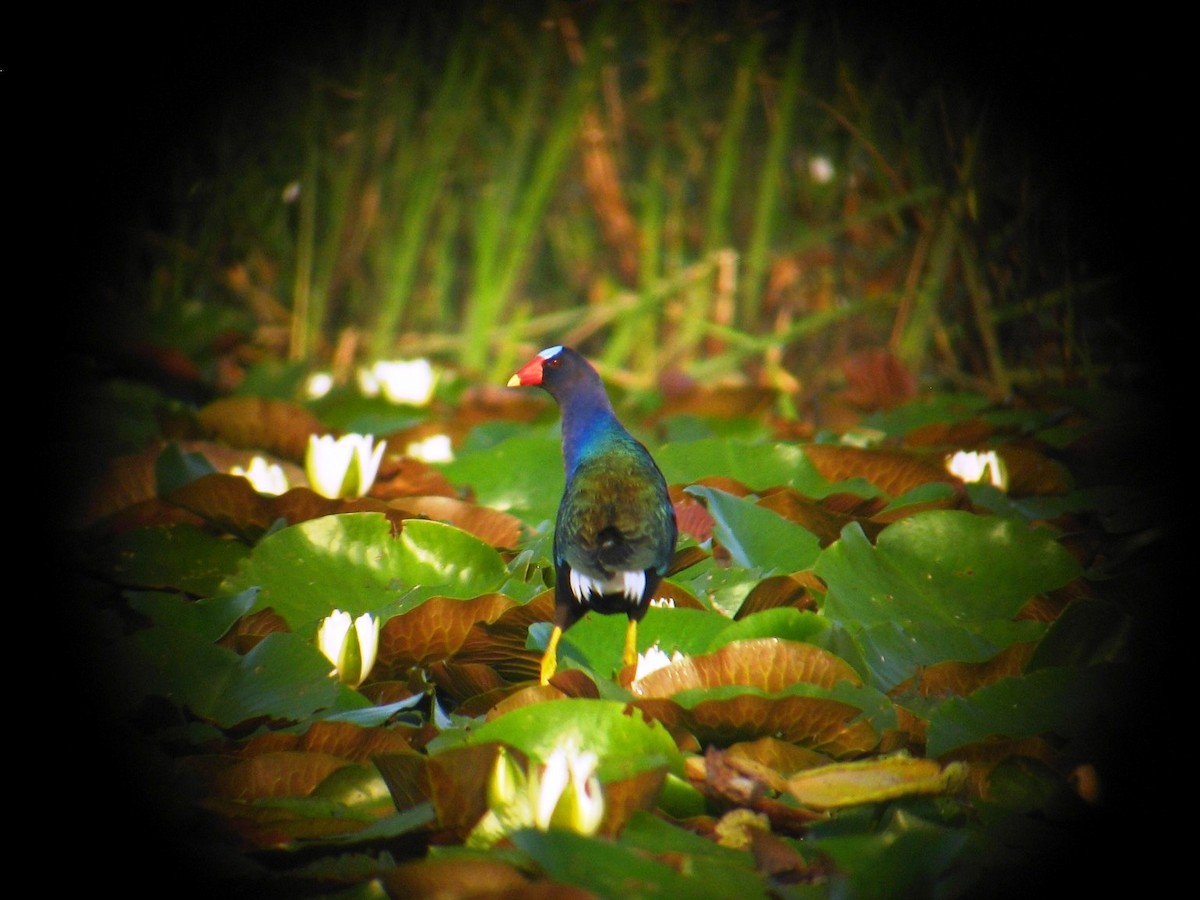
xmin=70 ymin=0 xmax=1141 ymax=420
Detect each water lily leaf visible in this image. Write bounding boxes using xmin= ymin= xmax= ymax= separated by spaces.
xmin=925 ymin=663 xmax=1130 ymax=757
xmin=854 ymin=619 xmax=1047 ymax=691
xmin=732 ymin=573 xmax=820 ymax=618
xmin=457 ymin=698 xmax=684 ymax=781
xmin=684 ymin=486 xmax=821 ymax=573
xmin=206 ymin=632 xmax=373 ymax=727
xmin=629 ymin=638 xmax=860 ymax=698
xmin=440 ymin=435 xmax=564 ymax=524
xmin=802 ymin=444 xmax=953 ymax=498
xmin=710 ymin=607 xmax=829 ymax=648
xmin=429 ymin=660 xmax=510 ymax=702
xmin=558 ymin=607 xmax=729 ymax=679
xmin=657 ymin=439 xmax=834 ymax=495
xmin=386 ymin=494 xmax=524 ymax=548
xmin=106 ymin=523 xmax=250 ymax=595
xmin=108 ymin=626 xmax=368 ymax=728
xmin=787 ymin=755 xmax=967 ymax=809
xmin=221 ymin=513 xmax=508 ymax=632
xmin=378 ymin=593 xmax=517 ymax=669
xmin=724 ymin=735 xmax=833 ymax=773
xmin=127 ymin=587 xmax=257 ymax=641
xmin=196 ymin=395 xmax=325 ymax=460
xmin=208 ymin=750 xmax=354 ymax=800
xmin=512 ymin=827 xmax=771 ymax=900
xmin=382 ymin=857 xmax=535 ymax=899
xmin=757 ymin=486 xmax=884 ymax=546
xmin=813 ymin=808 xmax=973 ymax=898
xmin=243 ymin=720 xmax=416 ymax=760
xmin=155 ymin=442 xmax=217 ymax=493
xmin=815 ymin=512 xmax=1080 ymax=688
xmin=166 ymin=473 xmax=393 ymax=537
xmin=375 ymin=743 xmax=508 ymax=836
xmin=634 ymin=693 xmax=878 ymax=757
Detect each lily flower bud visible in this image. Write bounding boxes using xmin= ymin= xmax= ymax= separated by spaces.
xmin=317 ymin=610 xmax=380 ymax=688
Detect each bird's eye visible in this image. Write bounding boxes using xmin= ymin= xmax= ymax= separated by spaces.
xmin=546 ymin=358 xmax=561 ymax=368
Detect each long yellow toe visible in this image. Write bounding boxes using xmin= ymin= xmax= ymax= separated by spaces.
xmin=541 ymin=625 xmax=564 ymax=685
xmin=623 ymin=619 xmax=639 ymax=668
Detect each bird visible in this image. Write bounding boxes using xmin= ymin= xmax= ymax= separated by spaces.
xmin=507 ymin=345 xmax=678 ymax=684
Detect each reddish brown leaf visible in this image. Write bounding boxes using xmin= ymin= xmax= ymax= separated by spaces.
xmin=897 ymin=642 xmax=1037 ymax=699
xmin=218 ymin=607 xmax=290 ymax=653
xmin=994 ymin=443 xmax=1072 ymax=496
xmin=734 ymin=574 xmax=820 ymax=620
xmin=672 ymin=492 xmax=715 ymax=543
xmin=454 ymin=592 xmax=555 ymax=682
xmin=378 ymin=594 xmax=517 ymax=670
xmin=296 ymin=721 xmax=415 ymax=761
xmin=196 ymin=397 xmax=325 ymax=460
xmin=426 ymin=743 xmax=508 ymax=834
xmin=166 ymin=473 xmax=412 ymax=538
xmin=597 ymin=767 xmax=669 ymax=838
xmin=428 ymin=660 xmax=508 ymax=702
xmin=373 ymin=750 xmax=435 ymax=812
xmin=902 ymin=417 xmax=997 ymax=448
xmin=384 ymin=495 xmax=524 ymax=548
xmin=757 ymin=488 xmax=870 ymax=547
xmin=383 ymin=859 xmax=543 ymax=900
xmin=724 ymin=736 xmax=833 ymax=775
xmin=369 ymin=456 xmax=459 ymax=500
xmin=629 ymin=638 xmax=862 ymax=698
xmin=209 ymin=750 xmax=352 ymax=800
xmin=455 ymin=683 xmax=539 ymax=718
xmin=669 ymin=694 xmax=879 ymax=757
xmin=667 ymin=545 xmax=710 ymax=578
xmin=803 ymin=444 xmax=954 ymax=498
xmin=838 ymin=349 xmax=918 ymax=411
xmin=655 ymin=385 xmax=778 ymax=421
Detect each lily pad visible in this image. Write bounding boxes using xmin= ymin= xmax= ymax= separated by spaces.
xmin=221 ymin=513 xmax=508 ymax=632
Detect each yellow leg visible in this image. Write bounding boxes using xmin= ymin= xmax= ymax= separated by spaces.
xmin=623 ymin=619 xmax=639 ymax=668
xmin=540 ymin=625 xmax=564 ymax=685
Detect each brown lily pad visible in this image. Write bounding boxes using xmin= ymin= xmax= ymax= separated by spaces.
xmin=628 ymin=638 xmax=862 ymax=698
xmin=803 ymin=444 xmax=955 ymax=498
xmin=635 ymin=694 xmax=878 ymax=758
xmin=196 ymin=396 xmax=325 ymax=460
xmin=378 ymin=593 xmax=517 ymax=670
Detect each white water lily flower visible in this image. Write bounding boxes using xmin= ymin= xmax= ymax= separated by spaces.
xmin=230 ymin=456 xmax=289 ymax=495
xmin=946 ymin=449 xmax=1009 ymax=491
xmin=317 ymin=609 xmax=380 ymax=688
xmin=306 ymin=433 xmax=387 ymax=498
xmin=304 ymin=371 xmax=334 ymax=400
xmin=358 ymin=358 xmax=437 ymax=406
xmin=634 ymin=642 xmax=685 ymax=681
xmin=406 ymin=434 xmax=454 ymax=463
xmin=531 ymin=744 xmax=605 ymax=835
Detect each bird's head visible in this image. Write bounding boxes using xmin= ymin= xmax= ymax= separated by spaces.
xmin=508 ymin=346 xmax=607 ymax=405
xmin=507 ymin=344 xmax=569 ymax=389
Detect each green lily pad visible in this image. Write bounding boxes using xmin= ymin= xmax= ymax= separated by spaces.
xmin=685 ymin=486 xmax=821 ymax=573
xmin=815 ymin=512 xmax=1080 ymax=689
xmin=440 ymin=435 xmax=564 ymax=525
xmin=512 ymin=827 xmax=770 ymax=900
xmin=107 ymin=523 xmax=250 ymax=596
xmin=657 ymin=438 xmax=835 ymax=494
xmin=221 ymin=513 xmax=508 ymax=632
xmin=455 ymin=698 xmax=684 ymax=782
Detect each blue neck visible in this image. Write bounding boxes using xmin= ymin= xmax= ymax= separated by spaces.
xmin=560 ymin=386 xmax=625 ymax=479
